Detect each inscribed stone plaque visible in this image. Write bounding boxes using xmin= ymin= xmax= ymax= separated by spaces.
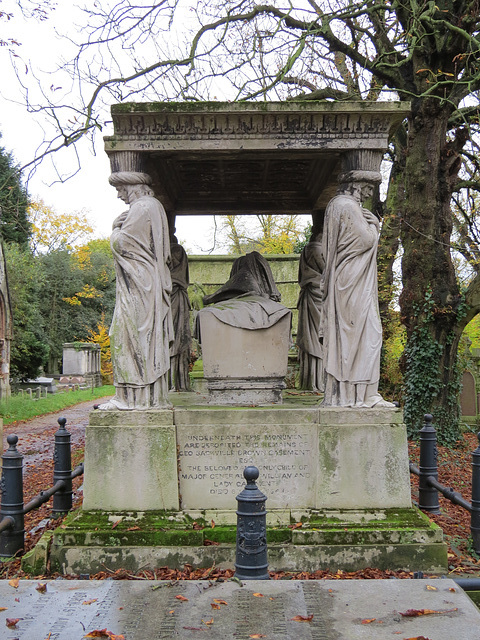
xmin=1 ymin=579 xmax=478 ymax=640
xmin=177 ymin=421 xmax=318 ymax=509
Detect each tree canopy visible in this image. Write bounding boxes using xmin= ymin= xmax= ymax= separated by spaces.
xmin=0 ymin=136 xmax=30 ymax=246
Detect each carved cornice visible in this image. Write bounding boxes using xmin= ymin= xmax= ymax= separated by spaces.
xmin=105 ymin=101 xmax=410 ymax=150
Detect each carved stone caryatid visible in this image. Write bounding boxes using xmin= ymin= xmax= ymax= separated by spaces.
xmin=99 ymin=171 xmax=174 ymax=410
xmin=296 ymin=219 xmax=325 ymax=392
xmin=169 ymin=236 xmax=192 ymax=392
xmin=321 ymin=166 xmax=394 ymax=408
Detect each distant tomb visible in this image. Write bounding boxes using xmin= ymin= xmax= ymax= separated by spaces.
xmin=61 ymin=343 xmax=102 ymax=388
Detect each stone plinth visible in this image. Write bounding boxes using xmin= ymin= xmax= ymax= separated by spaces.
xmin=45 ymin=396 xmax=446 ymax=574
xmin=175 ymin=404 xmax=410 ymax=510
xmin=83 ymin=409 xmax=178 ymax=510
xmin=199 ymin=313 xmax=291 ymax=405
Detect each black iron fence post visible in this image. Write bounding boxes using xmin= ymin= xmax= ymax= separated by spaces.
xmin=471 ymin=432 xmax=480 ymax=554
xmin=0 ymin=435 xmax=25 ymax=558
xmin=52 ymin=417 xmax=73 ymax=517
xmin=418 ymin=414 xmax=441 ymax=514
xmin=235 ymin=466 xmax=269 ymax=580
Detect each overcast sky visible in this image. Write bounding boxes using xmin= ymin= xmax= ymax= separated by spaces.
xmin=0 ymin=2 xmax=221 ymax=252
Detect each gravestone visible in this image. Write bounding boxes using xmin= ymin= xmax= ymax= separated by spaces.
xmin=461 ymin=370 xmax=477 ymax=417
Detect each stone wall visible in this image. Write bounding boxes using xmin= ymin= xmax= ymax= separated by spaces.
xmin=187 ymin=254 xmax=300 ymax=337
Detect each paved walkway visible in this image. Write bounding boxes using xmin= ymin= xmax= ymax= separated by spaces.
xmin=1 ymin=578 xmax=479 ymax=639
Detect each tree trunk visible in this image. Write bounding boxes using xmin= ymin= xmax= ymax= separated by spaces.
xmin=399 ymin=99 xmax=463 ymax=443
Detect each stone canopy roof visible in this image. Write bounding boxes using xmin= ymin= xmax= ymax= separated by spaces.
xmin=104 ymin=101 xmax=410 ymax=217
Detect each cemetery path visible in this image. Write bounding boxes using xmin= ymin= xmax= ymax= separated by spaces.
xmin=3 ymin=397 xmax=111 ymax=470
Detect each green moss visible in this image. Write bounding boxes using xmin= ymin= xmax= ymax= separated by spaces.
xmin=110 ymin=101 xmax=409 ymax=115
xmin=21 ymin=531 xmax=53 ymax=575
xmin=204 ymin=527 xmax=236 ymax=544
xmin=267 ymin=529 xmax=292 ymax=544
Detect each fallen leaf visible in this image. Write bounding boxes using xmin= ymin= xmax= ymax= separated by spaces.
xmin=253 ymin=593 xmax=264 ymax=597
xmin=361 ymin=618 xmax=376 ymax=624
xmin=288 ymin=522 xmax=302 ymax=530
xmin=175 ymin=595 xmax=188 ymax=601
xmin=449 ymin=588 xmax=456 ymax=592
xmin=6 ymin=618 xmax=20 ymax=628
xmin=169 ymin=610 xmax=174 ymax=614
xmin=211 ymin=603 xmax=221 ymax=610
xmin=0 ymin=607 xmax=7 ymax=611
xmin=83 ymin=631 xmax=125 ymax=640
xmin=204 ymin=539 xmax=220 ymax=546
xmin=213 ymin=599 xmax=228 ymax=605
xmin=426 ymin=585 xmax=437 ymax=591
xmin=290 ymin=614 xmax=314 ymax=622
xmin=111 ymin=520 xmax=121 ymax=529
xmin=36 ymin=583 xmax=47 ymax=593
xmin=82 ymin=599 xmax=98 ymax=605
xmin=403 ymin=637 xmax=432 ymax=640
xmin=8 ymin=578 xmax=19 ymax=588
xmin=211 ymin=519 xmax=215 ymax=528
xmin=249 ymin=635 xmax=267 ymax=638
xmin=15 ymin=597 xmax=20 ymax=602
xmin=126 ymin=526 xmax=140 ymax=531
xmin=399 ymin=608 xmax=457 ymax=617
xmin=202 ymin=618 xmax=214 ymax=625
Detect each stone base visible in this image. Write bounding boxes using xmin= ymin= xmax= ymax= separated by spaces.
xmin=199 ymin=312 xmax=291 ymax=405
xmin=207 ymin=376 xmax=286 ymax=405
xmin=85 ymin=401 xmax=411 ymax=511
xmin=40 ymin=507 xmax=447 ymax=575
xmin=58 ymin=395 xmax=447 ymax=575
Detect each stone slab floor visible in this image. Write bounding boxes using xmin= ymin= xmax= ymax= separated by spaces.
xmin=0 ymin=578 xmax=478 ymax=639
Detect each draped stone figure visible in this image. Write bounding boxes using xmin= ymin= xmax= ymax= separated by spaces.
xmin=198 ymin=251 xmax=289 ymax=337
xmin=169 ymin=237 xmax=192 ymax=391
xmin=99 ymin=171 xmax=174 ymax=410
xmin=296 ymin=227 xmax=325 ymax=392
xmin=321 ymin=171 xmax=394 ymax=408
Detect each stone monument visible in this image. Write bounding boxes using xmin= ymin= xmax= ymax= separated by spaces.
xmin=42 ymin=102 xmax=447 ymax=577
xmin=61 ymin=343 xmax=101 ymax=388
xmin=196 ymin=251 xmax=292 ymax=405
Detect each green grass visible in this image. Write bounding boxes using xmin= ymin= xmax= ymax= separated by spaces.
xmin=0 ymin=385 xmax=115 ymax=425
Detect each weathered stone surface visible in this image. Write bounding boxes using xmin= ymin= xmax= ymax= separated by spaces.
xmin=83 ymin=419 xmax=178 ymax=510
xmin=1 ymin=578 xmax=475 ymax=639
xmin=177 ymin=417 xmax=317 ymax=510
xmin=47 ymin=507 xmax=447 ymax=574
xmin=85 ymin=403 xmax=409 ymax=511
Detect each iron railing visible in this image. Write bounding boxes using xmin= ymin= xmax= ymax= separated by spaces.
xmin=0 ymin=418 xmax=83 ymax=558
xmin=410 ymin=414 xmax=480 ymax=554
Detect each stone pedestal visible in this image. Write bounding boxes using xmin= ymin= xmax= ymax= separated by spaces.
xmin=43 ymin=397 xmax=447 ymax=575
xmin=199 ymin=313 xmax=291 ymax=405
xmin=83 ymin=409 xmax=178 ymax=510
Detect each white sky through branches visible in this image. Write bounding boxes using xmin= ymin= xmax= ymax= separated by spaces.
xmin=0 ymin=1 xmax=223 ymax=252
